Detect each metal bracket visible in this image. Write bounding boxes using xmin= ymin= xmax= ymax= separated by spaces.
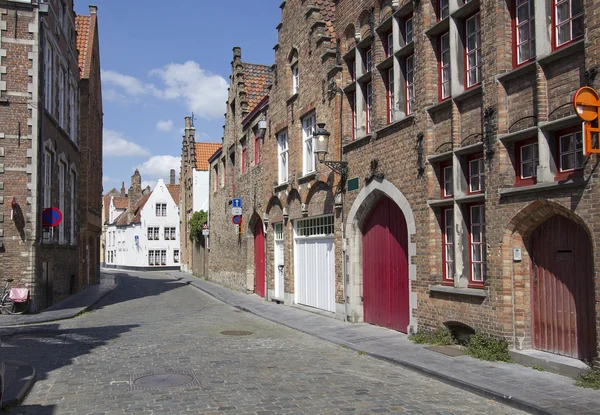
xmin=322 ymin=160 xmax=349 ymax=193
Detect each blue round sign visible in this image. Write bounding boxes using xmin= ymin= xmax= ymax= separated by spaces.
xmin=42 ymin=207 xmax=63 ymax=227
xmin=232 ymin=215 xmax=242 ymax=225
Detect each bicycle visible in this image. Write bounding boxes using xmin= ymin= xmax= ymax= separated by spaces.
xmin=0 ymin=279 xmax=30 ymax=315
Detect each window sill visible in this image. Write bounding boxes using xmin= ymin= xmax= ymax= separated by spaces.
xmin=273 ymin=182 xmax=289 ymax=193
xmin=376 ymin=55 xmax=394 ymax=72
xmin=343 ymin=133 xmax=372 ymax=154
xmin=342 ymin=47 xmax=356 ymax=62
xmin=451 ymin=0 xmax=480 ymax=19
xmin=393 ymin=0 xmax=413 ymax=17
xmin=454 ymin=141 xmax=483 ymax=155
xmin=498 ymin=126 xmax=538 ymax=144
xmin=455 ymin=193 xmax=485 ymax=204
xmin=425 ymin=17 xmax=449 ymax=38
xmin=427 ymin=150 xmax=453 ymax=163
xmin=298 ymin=172 xmax=317 ymax=184
xmin=286 ymin=93 xmax=298 ymax=104
xmin=453 ymin=84 xmax=482 ymax=103
xmin=395 ymin=41 xmax=414 ymax=59
xmin=356 ymin=34 xmax=373 ymax=50
xmin=539 ymin=39 xmax=584 ymax=66
xmin=496 ymin=61 xmax=536 ymax=84
xmin=375 ymin=115 xmax=415 ymax=135
xmin=427 ymin=198 xmax=454 ymax=208
xmin=375 ymin=15 xmax=393 ymax=34
xmin=498 ymin=175 xmax=588 ymax=198
xmin=539 ymin=114 xmax=580 ymax=132
xmin=429 ymin=284 xmax=488 ymax=298
xmin=426 ymin=98 xmax=452 ymax=114
xmin=357 ymin=71 xmax=372 ymax=84
xmin=343 ymin=81 xmax=356 ymax=93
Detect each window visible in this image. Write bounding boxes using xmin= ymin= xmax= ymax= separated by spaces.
xmin=349 ymin=58 xmax=356 ymax=81
xmin=222 ymin=157 xmax=227 ymax=184
xmin=365 ymin=47 xmax=372 ymax=73
xmin=554 ymin=0 xmax=583 ymax=48
xmin=515 ymin=138 xmax=538 ymax=186
xmin=58 ymin=67 xmax=65 ymax=127
xmin=161 ymin=250 xmax=166 ymax=265
xmin=514 ymin=0 xmax=536 ymax=65
xmin=69 ymin=81 xmax=77 ymax=143
xmin=174 ymin=250 xmax=180 ymax=263
xmin=274 ymin=223 xmax=283 ymax=241
xmin=405 ymin=55 xmax=414 ymax=115
xmin=468 ymin=155 xmax=485 ymax=193
xmin=292 ymin=63 xmax=299 ymax=94
xmin=59 ymin=161 xmax=66 ymax=244
xmin=439 ymin=33 xmax=450 ymax=100
xmin=165 ymin=227 xmax=177 ymax=240
xmin=442 ymin=208 xmax=454 ymax=284
xmin=214 ymin=165 xmax=219 ymax=191
xmin=386 ymin=31 xmax=393 ymax=57
xmin=155 ymin=203 xmax=167 ymax=217
xmin=441 ymin=161 xmax=453 ymax=198
xmin=148 ymin=227 xmax=160 ymax=240
xmin=366 ymin=82 xmax=373 ymax=134
xmin=387 ymin=69 xmax=395 ymax=123
xmin=404 ymin=15 xmax=414 ymax=45
xmin=465 ymin=13 xmax=482 ymax=87
xmin=302 ymin=113 xmax=316 ymax=174
xmin=296 ymin=215 xmax=334 ymax=237
xmin=44 ymin=42 xmax=53 ymax=112
xmin=438 ymin=0 xmax=449 ymax=20
xmin=278 ymin=130 xmax=289 ymax=184
xmin=43 ymin=149 xmax=52 ymax=209
xmin=254 ymin=134 xmax=261 ymax=165
xmin=469 ymin=204 xmax=486 ymax=286
xmin=241 ymin=138 xmax=247 ymax=174
xmin=148 ymin=250 xmax=154 ymax=266
xmin=558 ymin=130 xmax=584 ymax=173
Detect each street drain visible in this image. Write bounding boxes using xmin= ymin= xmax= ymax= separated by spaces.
xmin=130 ymin=370 xmax=200 ymax=391
xmin=221 ymin=330 xmax=253 ymax=336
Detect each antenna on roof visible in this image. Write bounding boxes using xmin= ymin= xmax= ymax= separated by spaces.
xmin=190 ymin=113 xmax=196 ymax=127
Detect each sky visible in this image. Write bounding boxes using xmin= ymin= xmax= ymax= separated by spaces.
xmin=73 ymin=1 xmax=280 ymax=191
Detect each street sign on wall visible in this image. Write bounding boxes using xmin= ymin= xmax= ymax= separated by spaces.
xmin=231 ymin=207 xmax=242 ymax=215
xmin=42 ymin=207 xmax=62 ymax=227
xmin=232 ymin=198 xmax=242 ymax=208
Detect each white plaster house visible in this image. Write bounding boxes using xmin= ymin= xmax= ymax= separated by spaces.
xmin=105 ymin=170 xmax=180 ymax=270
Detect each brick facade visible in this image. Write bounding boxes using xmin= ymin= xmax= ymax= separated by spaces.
xmin=207 ymin=0 xmax=600 ymax=362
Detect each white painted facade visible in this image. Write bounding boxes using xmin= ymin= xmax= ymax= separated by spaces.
xmin=105 ymin=179 xmax=180 ymax=269
xmin=193 ymin=169 xmax=210 ymax=212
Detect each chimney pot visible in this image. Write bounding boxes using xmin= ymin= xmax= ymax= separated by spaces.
xmin=170 ymin=169 xmax=176 ymax=185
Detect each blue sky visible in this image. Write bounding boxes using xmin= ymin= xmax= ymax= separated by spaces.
xmin=74 ymin=1 xmax=280 ymax=191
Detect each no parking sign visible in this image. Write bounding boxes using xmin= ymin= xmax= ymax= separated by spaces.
xmin=42 ymin=207 xmax=62 ymax=227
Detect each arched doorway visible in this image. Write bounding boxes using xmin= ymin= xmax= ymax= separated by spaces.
xmin=362 ymin=196 xmax=409 ymax=332
xmin=254 ymin=219 xmax=265 ymax=298
xmin=529 ymin=215 xmax=595 ymax=360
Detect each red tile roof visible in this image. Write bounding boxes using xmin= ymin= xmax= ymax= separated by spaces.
xmin=195 ymin=143 xmax=222 ymax=171
xmin=75 ymin=14 xmax=93 ymax=77
xmin=114 ymin=198 xmax=128 ymax=209
xmin=166 ymin=184 xmax=180 ymax=205
xmin=241 ymin=63 xmax=272 ymax=113
xmin=314 ymin=0 xmax=336 ymax=38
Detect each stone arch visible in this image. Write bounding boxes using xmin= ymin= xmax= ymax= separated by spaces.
xmin=501 ymin=199 xmax=596 ymax=354
xmin=343 ymin=24 xmax=356 ymax=53
xmin=345 ymin=179 xmax=417 ymax=330
xmin=358 ymin=9 xmax=372 ymax=40
xmin=379 ymin=0 xmax=393 ymax=21
xmin=265 ymin=195 xmax=284 ymax=224
xmin=287 ymin=47 xmax=298 ymax=64
xmin=304 ymin=181 xmax=335 ymax=216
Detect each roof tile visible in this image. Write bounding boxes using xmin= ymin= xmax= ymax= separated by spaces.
xmin=314 ymin=0 xmax=336 ymax=38
xmin=195 ymin=143 xmax=222 ymax=171
xmin=74 ymin=15 xmax=91 ymax=75
xmin=241 ymin=63 xmax=272 ymax=113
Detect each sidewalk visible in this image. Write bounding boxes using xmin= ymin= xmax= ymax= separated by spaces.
xmin=0 ymin=271 xmax=118 ymax=409
xmin=169 ymin=271 xmax=600 ymax=415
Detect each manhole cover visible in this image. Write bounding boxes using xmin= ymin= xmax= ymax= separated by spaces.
xmin=130 ymin=370 xmax=200 ymax=391
xmin=221 ymin=330 xmax=253 ymax=336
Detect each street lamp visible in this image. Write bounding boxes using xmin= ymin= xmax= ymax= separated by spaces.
xmin=314 ymin=123 xmax=348 ymax=192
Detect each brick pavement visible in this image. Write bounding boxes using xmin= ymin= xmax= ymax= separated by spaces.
xmin=1 ymin=270 xmax=522 ymax=414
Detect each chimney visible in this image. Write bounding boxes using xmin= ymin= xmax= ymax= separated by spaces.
xmin=170 ymin=169 xmax=176 ymax=185
xmin=89 ymin=5 xmax=97 ymax=14
xmin=127 ymin=169 xmax=143 ymax=221
xmin=120 ymin=181 xmax=126 ymax=197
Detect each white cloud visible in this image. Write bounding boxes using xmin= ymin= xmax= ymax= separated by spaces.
xmin=102 ymin=176 xmax=112 ymax=183
xmin=141 ymin=180 xmax=157 ymax=190
xmin=156 ymin=119 xmax=173 ymax=132
xmin=135 ymin=155 xmax=181 ymax=183
xmin=101 ymin=62 xmax=228 ymax=120
xmin=103 ymin=129 xmax=151 ymax=157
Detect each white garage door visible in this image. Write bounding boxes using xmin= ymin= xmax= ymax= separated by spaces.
xmin=294 ymin=215 xmax=335 ymax=312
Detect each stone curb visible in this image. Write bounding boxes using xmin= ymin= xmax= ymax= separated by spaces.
xmin=175 ymin=273 xmax=553 ymax=415
xmin=1 ymin=361 xmax=36 ymax=410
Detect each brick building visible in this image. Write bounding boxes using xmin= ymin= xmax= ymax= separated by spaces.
xmin=179 ymin=115 xmax=220 ymax=275
xmin=208 ymin=0 xmax=600 ymax=364
xmin=75 ymin=5 xmax=102 ymax=289
xmin=0 ymin=0 xmax=88 ymax=311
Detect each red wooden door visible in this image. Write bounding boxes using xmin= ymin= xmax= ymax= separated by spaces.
xmin=254 ymin=219 xmax=265 ymax=298
xmin=362 ymin=197 xmax=409 ymax=332
xmin=530 ymin=215 xmax=595 ymax=360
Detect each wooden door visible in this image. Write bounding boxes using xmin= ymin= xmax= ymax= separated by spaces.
xmin=530 ymin=215 xmax=595 ymax=360
xmin=362 ymin=197 xmax=409 ymax=332
xmin=254 ymin=220 xmax=265 ymax=298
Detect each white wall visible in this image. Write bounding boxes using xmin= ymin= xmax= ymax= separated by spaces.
xmin=193 ymin=169 xmax=210 ymax=212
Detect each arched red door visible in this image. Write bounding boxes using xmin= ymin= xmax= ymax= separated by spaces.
xmin=254 ymin=219 xmax=265 ymax=298
xmin=362 ymin=197 xmax=409 ymax=332
xmin=530 ymin=215 xmax=596 ymax=360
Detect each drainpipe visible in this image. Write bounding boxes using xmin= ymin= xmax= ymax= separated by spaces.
xmin=337 ymin=74 xmax=348 ymax=322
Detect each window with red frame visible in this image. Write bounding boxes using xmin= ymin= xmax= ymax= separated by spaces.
xmin=254 ymin=134 xmax=261 ymax=165
xmin=439 ymin=32 xmax=450 ymax=101
xmin=558 ymin=129 xmax=584 ymax=175
xmin=515 ymin=138 xmax=538 ymax=186
xmin=468 ymin=154 xmax=485 ymax=193
xmin=387 ymin=68 xmax=395 ymax=123
xmin=554 ymin=0 xmax=583 ymax=49
xmin=440 ymin=161 xmax=453 ymax=198
xmin=241 ymin=138 xmax=247 ymax=174
xmin=513 ymin=0 xmax=536 ymax=66
xmin=365 ymin=47 xmax=373 ymax=73
xmin=385 ymin=31 xmax=393 ymax=57
xmin=465 ymin=13 xmax=481 ymax=88
xmin=348 ymin=92 xmax=357 ymax=140
xmin=366 ymin=82 xmax=373 ymax=133
xmin=438 ymin=0 xmax=449 ymax=20
xmin=469 ymin=204 xmax=486 ymax=287
xmin=442 ymin=207 xmax=455 ymax=285
xmin=405 ymin=55 xmax=414 ymax=115
xmin=404 ymin=14 xmax=414 ymax=45
xmin=349 ymin=58 xmax=356 ymax=81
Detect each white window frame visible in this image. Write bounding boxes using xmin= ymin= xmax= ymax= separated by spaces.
xmin=174 ymin=249 xmax=180 ymax=263
xmin=278 ymin=130 xmax=289 ymax=184
xmin=465 ymin=13 xmax=481 ymax=87
xmin=292 ymin=63 xmax=299 ymax=94
xmin=302 ymin=113 xmax=316 ymax=175
xmin=155 ymin=203 xmax=167 ymax=217
xmin=148 ymin=250 xmax=155 ymax=266
xmin=366 ymin=82 xmax=373 ymax=134
xmin=440 ymin=0 xmax=449 ymax=20
xmin=161 ymin=250 xmax=167 ymax=266
xmin=443 ymin=165 xmax=453 ymax=197
xmin=470 ymin=204 xmax=486 ymax=283
xmin=443 ymin=208 xmax=454 ymax=281
xmin=295 ymin=215 xmax=334 ymax=238
xmin=387 ymin=68 xmax=395 ymax=123
xmin=58 ymin=161 xmax=66 ymax=244
xmin=520 ymin=142 xmax=539 ymax=179
xmin=405 ymin=16 xmax=414 ymax=45
xmin=559 ymin=131 xmax=584 ymax=172
xmin=405 ymin=55 xmax=414 ymax=115
xmin=386 ymin=32 xmax=393 ymax=57
xmin=469 ymin=157 xmax=485 ymax=193
xmin=440 ymin=33 xmax=450 ymax=100
xmin=554 ymin=0 xmax=584 ymax=47
xmin=365 ymin=48 xmax=372 ymax=73
xmin=515 ymin=0 xmax=536 ymax=65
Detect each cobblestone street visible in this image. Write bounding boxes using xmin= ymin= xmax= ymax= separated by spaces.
xmin=1 ymin=271 xmax=525 ymax=414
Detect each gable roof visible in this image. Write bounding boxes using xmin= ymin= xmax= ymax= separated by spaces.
xmin=195 ymin=142 xmax=222 ymax=171
xmin=241 ymin=63 xmax=272 ymax=113
xmin=166 ymin=184 xmax=180 ymax=204
xmin=75 ymin=10 xmax=97 ymax=79
xmin=314 ymin=0 xmax=336 ymax=38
